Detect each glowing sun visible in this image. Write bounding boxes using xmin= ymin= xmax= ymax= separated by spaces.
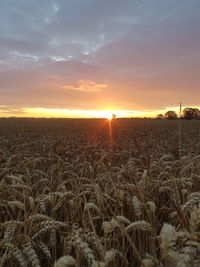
xmin=97 ymin=111 xmax=115 ymax=120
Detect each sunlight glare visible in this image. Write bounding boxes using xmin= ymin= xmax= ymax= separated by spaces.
xmin=19 ymin=107 xmax=197 ymax=119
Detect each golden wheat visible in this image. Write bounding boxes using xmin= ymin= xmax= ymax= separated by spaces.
xmin=0 ymin=118 xmax=200 ymax=266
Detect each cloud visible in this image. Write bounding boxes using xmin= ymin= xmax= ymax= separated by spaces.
xmin=0 ymin=105 xmax=26 ymax=116
xmin=63 ymin=80 xmax=107 ymax=92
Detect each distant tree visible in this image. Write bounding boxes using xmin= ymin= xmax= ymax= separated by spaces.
xmin=156 ymin=114 xmax=164 ymax=119
xmin=183 ymin=108 xmax=200 ymax=120
xmin=164 ymin=111 xmax=177 ymax=120
xmin=112 ymin=114 xmax=116 ymax=120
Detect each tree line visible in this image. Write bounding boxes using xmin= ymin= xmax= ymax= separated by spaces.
xmin=157 ymin=107 xmax=200 ymax=120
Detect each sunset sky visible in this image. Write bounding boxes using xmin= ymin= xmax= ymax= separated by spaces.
xmin=0 ymin=0 xmax=200 ymax=118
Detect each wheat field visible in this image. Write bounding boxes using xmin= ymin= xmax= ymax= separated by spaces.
xmin=0 ymin=118 xmax=200 ymax=267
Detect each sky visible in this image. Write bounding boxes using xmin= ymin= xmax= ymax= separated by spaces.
xmin=0 ymin=0 xmax=200 ymax=118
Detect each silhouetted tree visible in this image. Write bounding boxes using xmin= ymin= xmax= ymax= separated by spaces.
xmin=112 ymin=114 xmax=116 ymax=120
xmin=183 ymin=108 xmax=200 ymax=120
xmin=156 ymin=114 xmax=164 ymax=119
xmin=164 ymin=111 xmax=177 ymax=120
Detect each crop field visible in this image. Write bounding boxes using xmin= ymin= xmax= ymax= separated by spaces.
xmin=0 ymin=118 xmax=200 ymax=267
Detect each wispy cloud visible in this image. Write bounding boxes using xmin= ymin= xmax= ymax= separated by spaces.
xmin=63 ymin=80 xmax=107 ymax=92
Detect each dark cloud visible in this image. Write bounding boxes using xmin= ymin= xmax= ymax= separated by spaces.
xmin=0 ymin=0 xmax=200 ymax=115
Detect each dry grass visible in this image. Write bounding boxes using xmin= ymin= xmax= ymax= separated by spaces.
xmin=0 ymin=118 xmax=200 ymax=267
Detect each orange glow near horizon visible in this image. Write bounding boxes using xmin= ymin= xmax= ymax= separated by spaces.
xmin=21 ymin=107 xmax=163 ymax=118
xmin=21 ymin=107 xmax=186 ymax=118
xmin=22 ymin=108 xmax=138 ymax=119
xmin=1 ymin=106 xmax=200 ymax=118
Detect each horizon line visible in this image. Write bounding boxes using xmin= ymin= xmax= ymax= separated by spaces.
xmin=0 ymin=106 xmax=200 ymax=119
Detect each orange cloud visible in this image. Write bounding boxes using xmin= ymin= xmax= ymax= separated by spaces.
xmin=63 ymin=80 xmax=107 ymax=92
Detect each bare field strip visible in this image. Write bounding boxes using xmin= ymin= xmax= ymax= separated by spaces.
xmin=0 ymin=118 xmax=200 ymax=267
